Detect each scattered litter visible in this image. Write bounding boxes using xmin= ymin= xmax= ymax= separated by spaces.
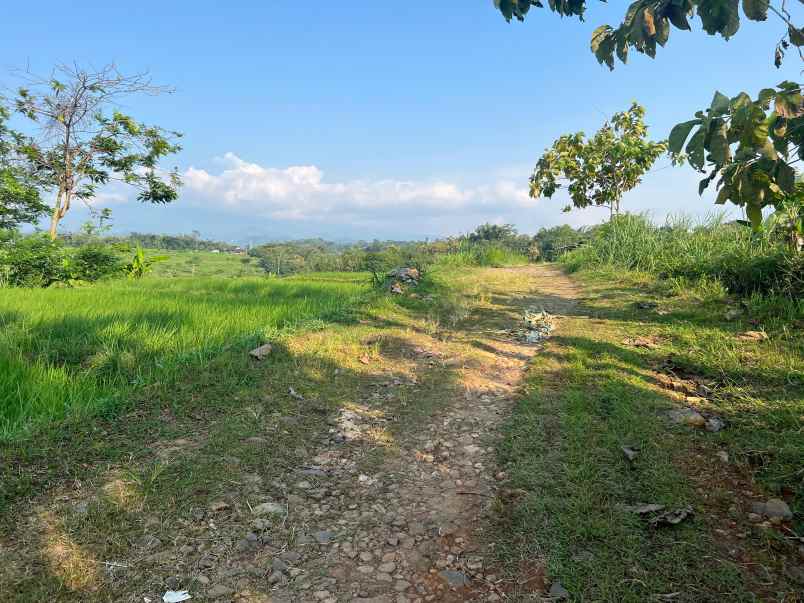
xmin=705 ymin=416 xmax=726 ymax=432
xmin=288 ymin=387 xmax=304 ymax=401
xmin=248 ymin=343 xmax=273 ymax=360
xmin=162 ymin=591 xmax=192 ymax=603
xmin=389 ymin=281 xmax=404 ymax=295
xmin=737 ymin=330 xmax=768 ymax=342
xmin=359 ymin=355 xmax=371 ymax=365
xmin=650 ymin=506 xmax=693 ymax=527
xmin=621 ymin=446 xmax=639 ymax=462
xmin=520 ymin=308 xmax=554 ymax=343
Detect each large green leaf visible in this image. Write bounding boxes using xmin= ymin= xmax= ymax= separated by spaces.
xmin=710 ymin=91 xmax=731 ymax=115
xmin=591 ymin=25 xmax=616 ymax=69
xmin=741 ymin=0 xmax=769 ymax=21
xmin=495 ymin=0 xmax=514 ymax=22
xmin=665 ymin=3 xmax=692 ymax=30
xmin=698 ymin=0 xmax=740 ymax=38
xmin=655 ymin=15 xmax=671 ymax=46
xmin=686 ymin=127 xmax=706 ymax=170
xmin=789 ymin=25 xmax=804 ymax=46
xmin=668 ymin=119 xmax=700 ymax=153
xmin=708 ymin=120 xmax=730 ymax=164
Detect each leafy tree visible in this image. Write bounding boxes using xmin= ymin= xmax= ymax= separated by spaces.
xmin=530 ymin=103 xmax=667 ymax=217
xmin=0 ymin=105 xmax=48 ymax=229
xmin=668 ymin=82 xmax=803 ymax=231
xmin=468 ymin=223 xmax=519 ymax=242
xmin=494 ymin=0 xmax=802 ymax=68
xmin=13 ymin=64 xmax=182 ymax=239
xmin=534 ymin=224 xmax=590 ymax=260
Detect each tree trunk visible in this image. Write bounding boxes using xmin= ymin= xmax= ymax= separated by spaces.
xmin=48 ymin=193 xmax=63 ymax=240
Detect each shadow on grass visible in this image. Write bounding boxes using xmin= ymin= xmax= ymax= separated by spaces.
xmin=0 ymin=278 xmax=376 ymax=440
xmin=0 ymin=289 xmax=474 ymax=599
xmin=496 ymin=335 xmax=801 ymax=602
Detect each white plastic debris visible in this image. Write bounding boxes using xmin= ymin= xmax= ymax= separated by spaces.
xmin=521 ymin=307 xmax=554 ymax=343
xmin=163 ymin=591 xmax=192 ymax=603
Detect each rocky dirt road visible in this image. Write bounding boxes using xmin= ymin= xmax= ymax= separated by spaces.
xmin=258 ymin=265 xmax=580 ymax=602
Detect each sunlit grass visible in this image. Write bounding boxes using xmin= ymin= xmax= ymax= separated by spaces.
xmin=0 ymin=273 xmax=371 ymax=439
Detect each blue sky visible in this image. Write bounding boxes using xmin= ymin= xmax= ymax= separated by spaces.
xmin=2 ymin=2 xmax=800 ymax=242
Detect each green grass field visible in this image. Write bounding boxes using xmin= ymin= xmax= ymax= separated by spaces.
xmin=148 ymin=249 xmax=265 ymax=278
xmin=0 ymin=272 xmax=371 ymax=440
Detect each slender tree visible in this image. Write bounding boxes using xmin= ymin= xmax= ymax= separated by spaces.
xmin=530 ymin=103 xmax=667 ymax=217
xmin=13 ymin=64 xmax=182 ymax=239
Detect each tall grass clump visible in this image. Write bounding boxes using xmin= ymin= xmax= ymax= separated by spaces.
xmin=562 ymin=213 xmax=803 ymax=299
xmin=435 ymin=241 xmax=528 ymax=269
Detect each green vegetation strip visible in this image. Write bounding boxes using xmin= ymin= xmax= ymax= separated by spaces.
xmin=0 ymin=273 xmax=370 ymax=440
xmin=496 ymin=268 xmax=802 ymax=601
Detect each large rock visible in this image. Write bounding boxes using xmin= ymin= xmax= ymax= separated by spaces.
xmin=438 ymin=569 xmax=470 ymax=587
xmin=751 ymin=498 xmax=793 ymax=521
xmin=387 ymin=267 xmax=420 ymax=284
xmin=667 ymin=407 xmax=706 ymax=428
xmin=249 ymin=343 xmax=273 ymax=360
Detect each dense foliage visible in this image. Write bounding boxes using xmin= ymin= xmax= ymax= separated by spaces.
xmin=248 ymin=223 xmax=535 ymax=276
xmin=0 ymin=232 xmax=66 ymax=287
xmin=62 ymin=231 xmax=243 ymax=252
xmin=530 ymin=103 xmax=666 ymax=216
xmin=534 ymin=224 xmax=591 ymax=260
xmin=69 ymin=244 xmax=122 ymax=282
xmin=669 ymin=83 xmax=803 ymax=233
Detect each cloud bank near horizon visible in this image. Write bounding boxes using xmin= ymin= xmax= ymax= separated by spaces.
xmin=180 ymin=153 xmax=532 ymax=223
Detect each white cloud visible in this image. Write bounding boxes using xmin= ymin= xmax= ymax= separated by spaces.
xmin=181 ymin=152 xmax=532 ymax=222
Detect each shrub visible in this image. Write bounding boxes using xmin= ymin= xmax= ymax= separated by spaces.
xmin=0 ymin=233 xmax=66 ymax=287
xmin=68 ymin=244 xmax=122 ymax=282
